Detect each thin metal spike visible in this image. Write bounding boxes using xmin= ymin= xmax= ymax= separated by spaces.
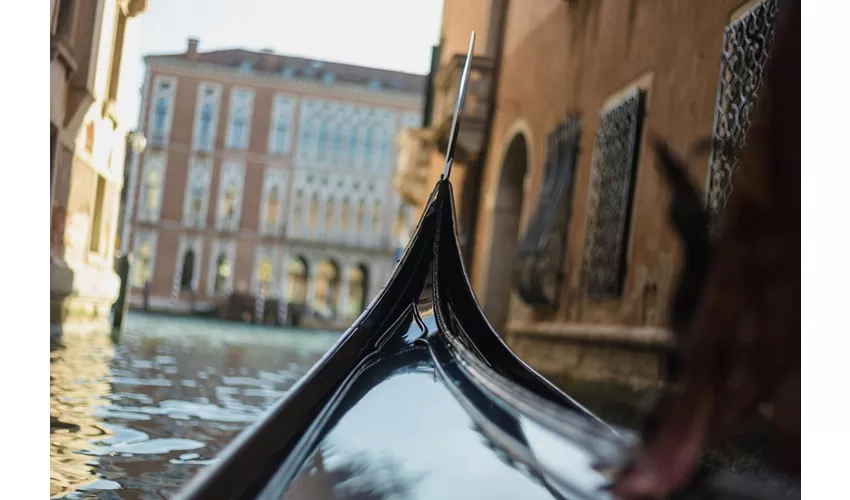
xmin=441 ymin=31 xmax=476 ymax=181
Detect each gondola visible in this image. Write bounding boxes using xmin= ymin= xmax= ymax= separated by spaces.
xmin=178 ymin=33 xmax=630 ymax=500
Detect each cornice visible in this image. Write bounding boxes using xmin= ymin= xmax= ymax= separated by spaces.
xmin=145 ymin=57 xmax=424 ymax=109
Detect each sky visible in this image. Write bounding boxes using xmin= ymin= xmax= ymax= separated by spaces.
xmin=122 ymin=0 xmax=444 ymax=126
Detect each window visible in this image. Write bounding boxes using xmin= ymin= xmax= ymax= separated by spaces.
xmin=323 ymin=72 xmax=335 ymax=85
xmin=257 ymin=257 xmax=272 ymax=296
xmin=180 ymin=249 xmax=196 ymax=291
xmin=581 ymin=90 xmax=646 ymax=299
xmin=190 ymin=186 xmax=204 ymax=222
xmin=265 ymin=189 xmax=280 ymax=230
xmin=355 ymin=200 xmax=366 ymax=234
xmin=285 ymin=257 xmax=308 ymax=304
xmin=199 ymin=104 xmax=213 ymax=150
xmin=371 ymin=201 xmax=382 ymax=234
xmin=332 ymin=124 xmax=344 ymax=155
xmin=345 ymin=265 xmax=368 ymax=320
xmin=240 ymin=60 xmax=253 ymax=71
xmin=231 ymin=111 xmax=246 ymax=149
xmin=341 ymin=197 xmax=351 ymax=230
xmin=281 ymin=66 xmax=294 ymax=79
xmin=379 ymin=129 xmax=391 ymax=164
xmin=325 ymin=196 xmax=336 ymax=231
xmin=145 ymin=171 xmax=161 ymax=213
xmin=308 ymin=194 xmax=319 ymax=229
xmin=153 ymin=98 xmax=167 ymax=135
xmin=222 ymin=186 xmax=237 ymax=218
xmin=272 ymin=119 xmax=287 ymax=154
xmin=363 ymin=128 xmax=374 ymax=160
xmin=214 ymin=254 xmax=231 ymax=295
xmin=348 ymin=126 xmax=359 ymax=163
xmin=317 ymin=122 xmax=329 ymax=160
xmin=89 ymin=176 xmax=107 ymax=253
xmin=368 ymin=79 xmax=381 ymax=90
xmin=293 ymin=190 xmax=304 ymax=226
xmin=227 ymin=90 xmax=253 ymax=150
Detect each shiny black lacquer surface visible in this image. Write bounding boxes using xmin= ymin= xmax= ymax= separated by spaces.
xmin=178 ymin=181 xmax=629 ymax=500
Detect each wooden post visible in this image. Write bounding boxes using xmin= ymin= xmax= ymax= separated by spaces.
xmin=112 ymin=252 xmax=133 ymax=337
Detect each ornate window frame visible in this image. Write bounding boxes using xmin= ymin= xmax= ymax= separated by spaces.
xmin=580 ymin=89 xmax=646 ymax=300
xmin=705 ymin=0 xmax=779 ymax=232
xmin=215 ymin=161 xmax=245 ymax=232
xmin=182 ymin=156 xmax=212 ymax=228
xmin=192 ymin=82 xmax=222 ymax=153
xmin=225 ymin=87 xmax=255 ymax=150
xmin=259 ymin=167 xmax=287 ymax=236
xmin=514 ymin=114 xmax=581 ymax=309
xmin=173 ymin=234 xmax=204 ymax=294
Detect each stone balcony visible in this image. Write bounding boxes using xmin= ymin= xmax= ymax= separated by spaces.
xmin=394 ymin=127 xmax=433 ymax=206
xmin=432 ymin=53 xmax=494 ymax=165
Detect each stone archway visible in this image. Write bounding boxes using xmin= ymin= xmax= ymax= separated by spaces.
xmin=481 ymin=132 xmax=530 ymax=335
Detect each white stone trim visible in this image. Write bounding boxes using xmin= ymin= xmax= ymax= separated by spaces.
xmin=146 ymin=75 xmax=178 ymax=147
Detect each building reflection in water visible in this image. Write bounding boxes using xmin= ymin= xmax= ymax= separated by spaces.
xmin=49 ymin=314 xmax=339 ymax=499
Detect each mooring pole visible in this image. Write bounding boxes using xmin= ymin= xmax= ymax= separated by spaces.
xmin=112 ymin=252 xmax=133 ymax=339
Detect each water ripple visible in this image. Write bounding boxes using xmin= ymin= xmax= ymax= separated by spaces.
xmin=50 ymin=313 xmax=338 ymax=499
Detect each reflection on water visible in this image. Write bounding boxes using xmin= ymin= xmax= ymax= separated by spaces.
xmin=50 ymin=313 xmax=339 ymax=499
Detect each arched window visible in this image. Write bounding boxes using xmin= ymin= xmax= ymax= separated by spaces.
xmin=346 ymin=265 xmax=369 ymax=320
xmin=214 ymin=253 xmax=231 ymax=295
xmin=313 ymin=260 xmax=340 ymax=318
xmin=285 ymin=256 xmax=308 ymax=304
xmin=154 ymin=97 xmax=167 ymax=134
xmin=180 ymin=249 xmax=195 ymax=291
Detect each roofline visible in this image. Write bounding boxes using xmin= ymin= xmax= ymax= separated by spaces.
xmin=142 ymin=51 xmax=428 ymax=79
xmin=143 ymin=57 xmax=425 ymax=107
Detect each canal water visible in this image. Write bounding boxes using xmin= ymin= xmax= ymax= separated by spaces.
xmin=50 ymin=313 xmax=341 ymax=499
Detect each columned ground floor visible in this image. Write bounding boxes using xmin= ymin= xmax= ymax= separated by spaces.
xmin=125 ymin=226 xmax=396 ymax=327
